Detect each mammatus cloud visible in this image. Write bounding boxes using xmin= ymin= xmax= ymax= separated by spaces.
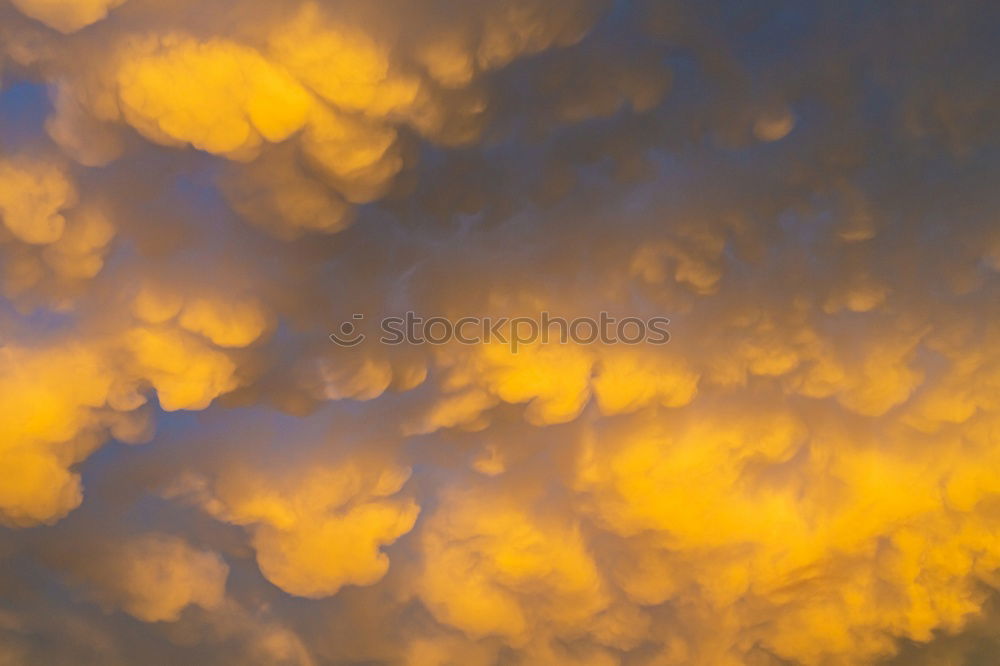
xmin=0 ymin=0 xmax=998 ymax=664
xmin=61 ymin=532 xmax=229 ymax=622
xmin=9 ymin=0 xmax=128 ymax=34
xmin=166 ymin=459 xmax=418 ymax=598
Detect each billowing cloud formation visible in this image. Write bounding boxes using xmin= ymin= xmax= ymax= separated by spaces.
xmin=168 ymin=458 xmax=418 ymax=598
xmin=64 ymin=532 xmax=229 ymax=622
xmin=0 ymin=0 xmax=999 ymax=664
xmin=9 ymin=0 xmax=127 ymax=33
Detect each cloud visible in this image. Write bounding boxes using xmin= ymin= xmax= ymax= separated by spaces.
xmin=9 ymin=0 xmax=128 ymax=34
xmin=0 ymin=0 xmax=998 ymax=664
xmin=65 ymin=532 xmax=229 ymax=622
xmin=416 ymin=486 xmax=610 ymax=643
xmin=166 ymin=456 xmax=418 ymax=598
xmin=0 ymin=156 xmax=76 ymax=244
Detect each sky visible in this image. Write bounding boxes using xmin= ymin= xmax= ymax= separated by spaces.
xmin=0 ymin=0 xmax=999 ymax=664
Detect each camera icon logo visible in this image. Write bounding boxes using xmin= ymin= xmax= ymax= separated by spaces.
xmin=329 ymin=314 xmax=366 ymax=347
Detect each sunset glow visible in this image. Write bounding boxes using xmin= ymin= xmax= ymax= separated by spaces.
xmin=1 ymin=1 xmax=999 ymax=664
